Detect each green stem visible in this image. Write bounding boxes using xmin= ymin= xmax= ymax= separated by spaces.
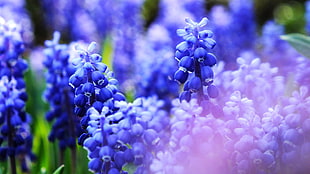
xmin=63 ymin=87 xmax=77 ymax=174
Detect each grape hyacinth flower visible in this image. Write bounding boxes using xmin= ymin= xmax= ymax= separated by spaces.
xmin=0 ymin=0 xmax=33 ymax=44
xmin=0 ymin=17 xmax=35 ymax=173
xmin=156 ymin=0 xmax=206 ymax=47
xmin=42 ymin=31 xmax=83 ymax=170
xmin=84 ymin=97 xmax=170 ymax=174
xmin=151 ymin=99 xmax=228 ymax=174
xmin=229 ymin=0 xmax=256 ymax=54
xmin=215 ymin=57 xmax=286 ymax=115
xmin=112 ymin=0 xmax=144 ymax=92
xmin=134 ymin=25 xmax=179 ymax=107
xmin=210 ymin=0 xmax=256 ymax=69
xmin=259 ymin=20 xmax=300 ymax=75
xmin=174 ymin=17 xmax=218 ymax=102
xmin=69 ymin=41 xmax=125 ymax=144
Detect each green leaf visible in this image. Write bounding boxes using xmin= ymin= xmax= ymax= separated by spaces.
xmin=101 ymin=36 xmax=113 ymax=71
xmin=280 ymin=33 xmax=310 ymax=58
xmin=123 ymin=163 xmax=137 ymax=174
xmin=52 ymin=165 xmax=65 ymax=174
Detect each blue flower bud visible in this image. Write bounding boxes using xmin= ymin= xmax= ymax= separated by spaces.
xmin=188 ymin=76 xmax=202 ymax=92
xmin=179 ymin=91 xmax=191 ymax=102
xmin=92 ymin=71 xmax=108 ymax=87
xmin=176 ymin=29 xmax=188 ymax=37
xmin=114 ymin=151 xmax=126 ymax=169
xmin=78 ymin=133 xmax=90 ymax=145
xmin=283 ymin=129 xmax=302 ymax=152
xmin=13 ymin=135 xmax=25 ymax=146
xmin=203 ymin=53 xmax=217 ymax=66
xmin=133 ymin=142 xmax=146 ymax=156
xmin=11 ymin=115 xmax=22 ymax=126
xmin=207 ymin=85 xmax=219 ymax=98
xmin=92 ymin=101 xmax=104 ymax=112
xmin=185 ymin=35 xmax=197 ymax=44
xmin=132 ymin=123 xmax=144 ymax=136
xmin=178 ymin=56 xmax=194 ymax=72
xmin=113 ymin=92 xmax=126 ymax=101
xmin=98 ymin=88 xmax=113 ymax=102
xmin=118 ymin=130 xmax=131 ymax=144
xmin=75 ymin=106 xmax=87 ymax=117
xmin=99 ymin=146 xmax=114 ymax=162
xmin=13 ymin=99 xmax=25 ymax=110
xmin=143 ymin=129 xmax=160 ymax=146
xmin=82 ymin=82 xmax=95 ymax=97
xmin=83 ymin=138 xmax=98 ymax=151
xmin=175 ymin=50 xmax=190 ymax=61
xmin=198 ymin=30 xmax=213 ymax=39
xmin=249 ymin=149 xmax=263 ymax=165
xmin=262 ymin=151 xmax=275 ymax=169
xmin=88 ymin=158 xmax=102 ymax=172
xmin=201 ymin=65 xmax=214 ymax=85
xmin=107 ymin=134 xmax=118 ymax=147
xmin=285 ymin=114 xmax=300 ymax=128
xmin=108 ymin=168 xmax=121 ymax=174
xmin=234 ymin=135 xmax=253 ymax=152
xmin=90 ymin=53 xmax=102 ymax=63
xmin=69 ymin=75 xmax=83 ymax=88
xmin=124 ymin=149 xmax=134 ymax=163
xmin=80 ymin=116 xmax=90 ymax=129
xmin=194 ymin=47 xmax=207 ymax=62
xmin=174 ymin=69 xmax=188 ymax=84
xmin=176 ymin=41 xmax=189 ymax=52
xmin=74 ymin=94 xmax=88 ymax=106
xmin=204 ymin=38 xmax=216 ymax=49
xmin=282 ymin=151 xmax=298 ymax=164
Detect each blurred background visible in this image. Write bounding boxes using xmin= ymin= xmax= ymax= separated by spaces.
xmin=0 ymin=0 xmax=309 ymax=173
xmin=22 ymin=0 xmax=308 ymax=45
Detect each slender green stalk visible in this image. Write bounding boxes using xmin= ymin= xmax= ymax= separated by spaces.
xmin=64 ymin=87 xmax=77 ymax=174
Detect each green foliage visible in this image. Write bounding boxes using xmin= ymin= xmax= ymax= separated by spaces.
xmin=123 ymin=163 xmax=137 ymax=174
xmin=102 ymin=36 xmax=114 ymax=71
xmin=281 ymin=33 xmax=310 ymax=58
xmin=52 ymin=165 xmax=64 ymax=174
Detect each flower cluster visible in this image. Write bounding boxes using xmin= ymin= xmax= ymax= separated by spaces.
xmin=43 ymin=31 xmax=82 ymax=150
xmin=174 ymin=17 xmax=218 ymax=102
xmin=84 ymin=97 xmax=170 ymax=174
xmin=0 ymin=17 xmax=35 ymax=172
xmin=151 ymin=99 xmax=228 ymax=174
xmin=134 ymin=25 xmax=179 ymax=107
xmin=215 ymin=57 xmax=285 ymax=114
xmin=68 ymin=42 xmax=125 ymax=144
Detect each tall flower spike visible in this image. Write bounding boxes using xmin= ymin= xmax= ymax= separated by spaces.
xmin=0 ymin=17 xmax=35 ymax=173
xmin=174 ymin=17 xmax=218 ymax=102
xmin=43 ymin=31 xmax=83 ymax=170
xmin=69 ymin=41 xmax=125 ymax=146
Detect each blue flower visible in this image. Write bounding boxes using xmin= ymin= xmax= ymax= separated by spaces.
xmin=0 ymin=18 xmax=34 ymax=172
xmin=82 ymin=96 xmax=170 ymax=174
xmin=174 ymin=17 xmax=218 ymax=102
xmin=43 ymin=31 xmax=82 ymax=150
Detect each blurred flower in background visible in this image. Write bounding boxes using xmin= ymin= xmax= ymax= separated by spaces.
xmin=0 ymin=0 xmax=310 ymax=174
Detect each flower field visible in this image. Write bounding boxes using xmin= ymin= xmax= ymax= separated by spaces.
xmin=1 ymin=0 xmax=310 ymax=174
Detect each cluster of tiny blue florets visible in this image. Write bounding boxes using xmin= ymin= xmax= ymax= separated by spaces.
xmin=84 ymin=97 xmax=170 ymax=174
xmin=0 ymin=17 xmax=35 ymax=172
xmin=69 ymin=42 xmax=126 ymax=144
xmin=174 ymin=17 xmax=219 ymax=102
xmin=43 ymin=31 xmax=82 ymax=150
